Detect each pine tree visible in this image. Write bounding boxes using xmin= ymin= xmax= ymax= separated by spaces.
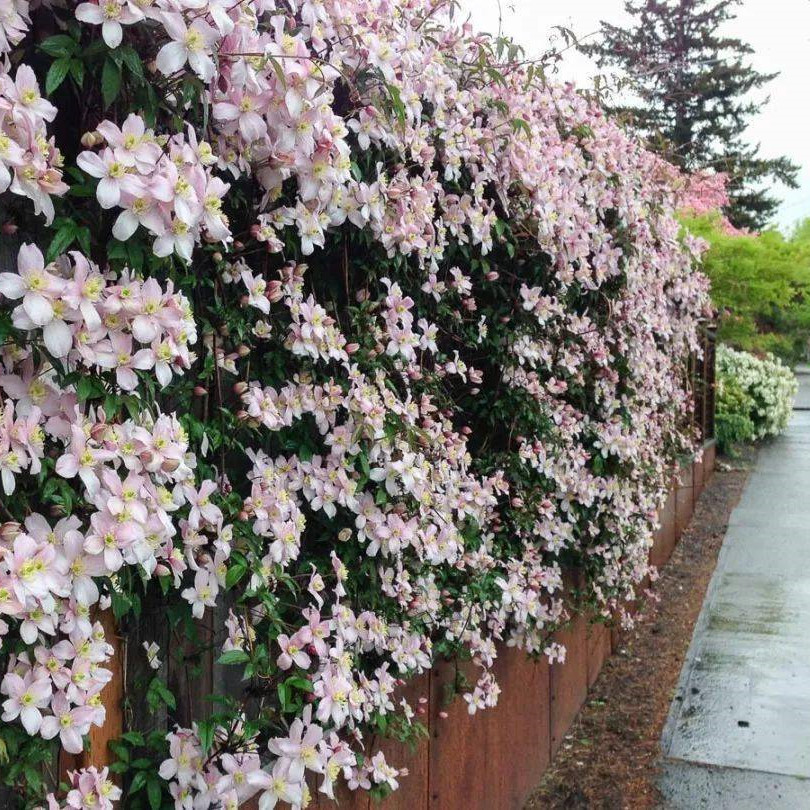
xmin=580 ymin=0 xmax=798 ymax=230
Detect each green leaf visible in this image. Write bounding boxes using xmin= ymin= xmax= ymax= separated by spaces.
xmin=39 ymin=35 xmax=78 ymax=58
xmin=75 ymin=225 xmax=92 ymax=257
xmin=129 ymin=771 xmax=147 ymax=794
xmin=102 ymin=58 xmax=122 ymax=109
xmin=76 ymin=375 xmax=105 ymax=403
xmin=110 ymin=589 xmax=132 ymax=620
xmin=197 ymin=720 xmax=215 ymax=754
xmin=46 ymin=58 xmax=71 ymax=95
xmin=285 ymin=676 xmax=314 ymax=693
xmin=47 ymin=224 xmax=78 ymax=260
xmin=120 ymin=45 xmax=144 ymax=79
xmin=218 ymin=649 xmax=250 ymax=665
xmin=225 ymin=560 xmax=247 ymax=590
xmin=69 ymin=58 xmax=85 ymax=88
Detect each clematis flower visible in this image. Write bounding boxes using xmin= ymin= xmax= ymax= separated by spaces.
xmin=0 ymin=671 xmax=52 ymax=734
xmin=40 ymin=691 xmax=94 ymax=753
xmin=76 ymin=147 xmax=144 ymax=209
xmin=155 ymin=13 xmax=217 ymax=82
xmin=2 ymin=64 xmax=56 ymax=123
xmin=74 ymin=0 xmax=144 ymax=49
xmin=0 ymin=243 xmax=63 ymax=326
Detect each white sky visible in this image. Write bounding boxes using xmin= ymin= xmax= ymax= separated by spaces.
xmin=461 ymin=0 xmax=810 ymax=232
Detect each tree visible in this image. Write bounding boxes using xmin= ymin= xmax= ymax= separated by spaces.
xmin=581 ymin=0 xmax=799 ymax=230
xmin=683 ymin=213 xmax=810 ymax=362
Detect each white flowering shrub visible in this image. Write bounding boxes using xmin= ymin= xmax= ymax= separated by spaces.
xmin=716 ymin=345 xmax=797 ymax=450
xmin=0 ymin=1 xmax=710 ymax=807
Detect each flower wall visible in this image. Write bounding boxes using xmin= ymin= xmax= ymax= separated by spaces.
xmin=0 ymin=1 xmax=710 ymax=807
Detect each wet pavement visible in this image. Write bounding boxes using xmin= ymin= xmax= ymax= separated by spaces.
xmin=659 ymin=369 xmax=810 ymax=808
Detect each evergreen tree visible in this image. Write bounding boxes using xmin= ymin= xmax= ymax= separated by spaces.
xmin=580 ymin=0 xmax=798 ymax=230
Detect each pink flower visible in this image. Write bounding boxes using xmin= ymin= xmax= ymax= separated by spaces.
xmin=155 ymin=13 xmax=217 ymax=82
xmin=0 ymin=243 xmax=64 ymax=327
xmin=40 ymin=691 xmax=94 ymax=753
xmin=2 ymin=64 xmax=56 ymax=123
xmin=95 ymin=332 xmax=154 ymax=391
xmin=276 ymin=632 xmax=311 ymax=671
xmin=75 ymin=0 xmax=144 ymax=49
xmin=1 ymin=671 xmax=52 ymax=734
xmin=181 ymin=569 xmax=218 ymax=618
xmin=55 ymin=425 xmax=113 ymax=497
xmin=182 ymin=480 xmax=221 ymax=530
xmin=77 ymin=146 xmax=144 ymax=209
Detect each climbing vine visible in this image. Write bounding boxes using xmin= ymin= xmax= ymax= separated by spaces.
xmin=0 ymin=1 xmax=709 ymax=807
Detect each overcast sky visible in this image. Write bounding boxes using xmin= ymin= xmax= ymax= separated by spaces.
xmin=461 ymin=0 xmax=810 ymax=233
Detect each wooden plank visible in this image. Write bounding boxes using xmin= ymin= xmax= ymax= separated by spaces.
xmin=82 ymin=609 xmax=124 ymax=773
xmin=675 ymin=462 xmax=695 ymax=537
xmin=586 ymin=622 xmax=611 ymax=689
xmin=120 ymin=583 xmax=170 ymax=739
xmin=485 ymin=647 xmax=550 ymax=808
xmin=428 ymin=650 xmax=550 ymax=810
xmin=428 ymin=657 xmax=483 ymax=810
xmin=167 ymin=608 xmax=214 ymax=727
xmin=703 ymin=439 xmax=717 ymax=483
xmin=549 ymin=611 xmax=588 ymax=757
xmin=375 ymin=673 xmax=430 ymax=810
xmin=694 ymin=455 xmax=705 ymax=498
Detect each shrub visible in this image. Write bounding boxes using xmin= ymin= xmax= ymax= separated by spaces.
xmin=715 ymin=345 xmax=797 ymax=452
xmin=0 ymin=1 xmax=709 ymax=807
xmin=682 ymin=212 xmax=810 ymax=365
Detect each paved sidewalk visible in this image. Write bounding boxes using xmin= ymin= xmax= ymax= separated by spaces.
xmin=659 ymin=368 xmax=810 ymax=808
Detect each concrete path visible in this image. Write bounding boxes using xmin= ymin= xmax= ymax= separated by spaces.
xmin=659 ymin=368 xmax=810 ymax=808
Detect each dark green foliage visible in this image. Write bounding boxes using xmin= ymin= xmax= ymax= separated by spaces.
xmin=581 ymin=0 xmax=799 ymax=229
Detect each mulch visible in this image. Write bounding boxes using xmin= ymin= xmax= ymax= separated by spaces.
xmin=524 ymin=451 xmax=754 ymax=810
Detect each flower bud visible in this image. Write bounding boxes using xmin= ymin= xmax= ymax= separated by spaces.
xmin=233 ymin=381 xmax=248 ymax=395
xmin=345 ymin=343 xmax=360 ymax=354
xmin=193 ymin=386 xmax=208 ymax=397
xmin=1 ymin=222 xmax=18 ymax=236
xmin=267 ymin=280 xmax=283 ymax=302
xmin=212 ymin=252 xmax=223 ymax=263
xmin=237 ymin=344 xmax=250 ymax=357
xmin=237 ymin=510 xmax=249 ymax=522
xmin=80 ymin=131 xmax=99 ymax=148
xmin=0 ymin=522 xmax=21 ymax=541
xmin=486 ymin=271 xmax=499 ymax=281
